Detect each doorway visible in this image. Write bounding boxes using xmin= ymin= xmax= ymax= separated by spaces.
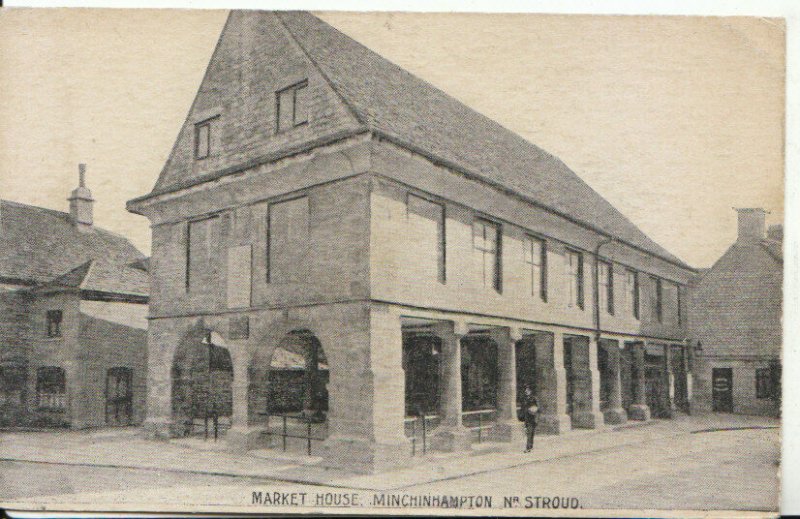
xmin=106 ymin=367 xmax=133 ymax=425
xmin=712 ymin=367 xmax=733 ymax=413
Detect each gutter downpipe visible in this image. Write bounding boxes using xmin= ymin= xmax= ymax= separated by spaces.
xmin=594 ymin=237 xmax=616 ymax=343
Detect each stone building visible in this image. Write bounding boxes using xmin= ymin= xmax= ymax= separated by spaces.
xmin=0 ymin=167 xmax=149 ymax=428
xmin=689 ymin=209 xmax=782 ymax=416
xmin=127 ymin=11 xmax=696 ymax=473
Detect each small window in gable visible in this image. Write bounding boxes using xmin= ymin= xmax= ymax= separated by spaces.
xmin=276 ymin=80 xmax=309 ymax=132
xmin=194 ymin=120 xmax=211 ymax=160
xmin=46 ymin=310 xmax=62 ymax=338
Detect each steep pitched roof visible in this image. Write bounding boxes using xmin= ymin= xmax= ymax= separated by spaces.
xmin=136 ymin=10 xmax=688 ymax=268
xmin=0 ymin=199 xmax=147 ymax=295
xmin=43 ymin=259 xmax=149 ymax=297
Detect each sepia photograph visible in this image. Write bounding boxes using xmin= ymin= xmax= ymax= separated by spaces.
xmin=0 ymin=4 xmax=790 ymax=517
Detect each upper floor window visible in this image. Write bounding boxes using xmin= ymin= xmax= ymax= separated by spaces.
xmin=46 ymin=310 xmax=62 ymax=338
xmin=194 ymin=120 xmax=211 ymax=160
xmin=599 ymin=260 xmax=614 ymax=315
xmin=407 ymin=194 xmax=446 ymax=284
xmin=36 ymin=367 xmax=66 ymax=411
xmin=186 ymin=215 xmax=221 ymax=292
xmin=473 ymin=219 xmax=502 ymax=292
xmin=276 ymin=80 xmax=309 ymax=132
xmin=626 ymin=269 xmax=639 ymax=319
xmin=523 ymin=235 xmax=547 ymax=301
xmin=565 ymin=250 xmax=584 ymax=309
xmin=653 ymin=276 xmax=663 ymax=322
xmin=677 ymin=284 xmax=683 ymax=326
xmin=268 ymin=196 xmax=310 ymax=283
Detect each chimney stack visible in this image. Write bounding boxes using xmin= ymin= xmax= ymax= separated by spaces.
xmin=735 ymin=208 xmax=766 ymax=243
xmin=68 ymin=163 xmax=94 ymax=231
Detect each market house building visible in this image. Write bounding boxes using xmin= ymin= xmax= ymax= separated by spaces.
xmin=127 ymin=11 xmax=696 ymax=473
xmin=689 ymin=209 xmax=782 ymax=416
xmin=0 ymin=167 xmax=149 ymax=428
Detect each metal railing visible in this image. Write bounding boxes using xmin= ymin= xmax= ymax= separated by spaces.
xmin=462 ymin=409 xmax=496 ymax=443
xmin=260 ymin=412 xmax=327 ymax=455
xmin=404 ymin=414 xmax=438 ymax=456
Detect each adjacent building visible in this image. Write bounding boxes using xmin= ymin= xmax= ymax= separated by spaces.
xmin=690 ymin=209 xmax=782 ymax=417
xmin=127 ymin=11 xmax=696 ymax=473
xmin=0 ymin=167 xmax=149 ymax=428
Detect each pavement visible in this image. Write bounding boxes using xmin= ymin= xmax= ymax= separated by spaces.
xmin=0 ymin=413 xmax=780 ymax=515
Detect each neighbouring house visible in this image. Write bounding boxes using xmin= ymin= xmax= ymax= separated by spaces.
xmin=127 ymin=11 xmax=696 ymax=473
xmin=690 ymin=209 xmax=782 ymax=417
xmin=0 ymin=166 xmax=149 ymax=428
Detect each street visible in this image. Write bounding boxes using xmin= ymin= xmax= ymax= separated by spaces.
xmin=0 ymin=415 xmax=779 ymax=514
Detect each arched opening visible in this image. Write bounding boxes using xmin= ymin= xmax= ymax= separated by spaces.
xmin=461 ymin=335 xmax=498 ymax=430
xmin=266 ymin=331 xmax=329 ymax=420
xmin=171 ymin=329 xmax=234 ymax=437
xmin=402 ymin=333 xmax=442 ymax=417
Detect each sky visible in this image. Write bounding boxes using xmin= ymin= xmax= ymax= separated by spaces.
xmin=0 ymin=9 xmax=785 ymax=268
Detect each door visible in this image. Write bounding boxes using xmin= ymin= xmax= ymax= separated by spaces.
xmin=106 ymin=367 xmax=133 ymax=425
xmin=712 ymin=368 xmax=733 ymax=413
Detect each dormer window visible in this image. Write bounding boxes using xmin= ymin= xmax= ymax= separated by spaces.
xmin=194 ymin=120 xmax=212 ymax=160
xmin=276 ymin=80 xmax=309 ymax=133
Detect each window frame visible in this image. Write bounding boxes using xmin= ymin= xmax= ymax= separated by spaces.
xmin=654 ymin=276 xmax=663 ymax=323
xmin=185 ymin=214 xmax=221 ymax=293
xmin=275 ymin=80 xmax=310 ymax=133
xmin=46 ymin=310 xmax=63 ymax=338
xmin=36 ymin=366 xmax=66 ymax=411
xmin=194 ymin=119 xmax=212 ymax=160
xmin=565 ymin=249 xmax=585 ymax=310
xmin=266 ymin=195 xmax=311 ymax=284
xmin=407 ymin=193 xmax=447 ymax=284
xmin=472 ymin=218 xmax=502 ymax=293
xmin=626 ymin=269 xmax=640 ymax=319
xmin=524 ymin=234 xmax=548 ymax=302
xmin=598 ymin=259 xmax=614 ymax=315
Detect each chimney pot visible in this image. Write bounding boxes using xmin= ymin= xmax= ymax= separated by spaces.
xmin=735 ymin=208 xmax=766 ymax=243
xmin=68 ymin=163 xmax=94 ymax=231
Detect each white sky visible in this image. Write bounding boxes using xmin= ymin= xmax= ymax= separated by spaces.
xmin=0 ymin=9 xmax=786 ymax=267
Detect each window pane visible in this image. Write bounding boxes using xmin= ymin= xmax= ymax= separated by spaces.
xmin=408 ymin=195 xmax=445 ymax=283
xmin=187 ymin=216 xmax=219 ymax=292
xmin=277 ymin=88 xmax=295 ymax=131
xmin=269 ymin=197 xmax=310 ymax=283
xmin=195 ymin=123 xmax=210 ymax=159
xmin=293 ymin=83 xmax=309 ymax=125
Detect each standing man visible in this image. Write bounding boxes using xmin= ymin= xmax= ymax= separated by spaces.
xmin=522 ymin=386 xmax=539 ymax=452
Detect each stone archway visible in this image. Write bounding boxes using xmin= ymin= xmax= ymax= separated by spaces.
xmin=266 ymin=330 xmax=329 ymax=420
xmin=171 ymin=327 xmax=234 ymax=437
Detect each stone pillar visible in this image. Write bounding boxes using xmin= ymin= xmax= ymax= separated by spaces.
xmin=572 ymin=336 xmax=604 ymax=428
xmin=664 ymin=344 xmax=675 ymax=418
xmin=628 ymin=342 xmax=651 ymax=421
xmin=534 ymin=331 xmax=571 ymax=434
xmin=431 ymin=321 xmax=472 ymax=452
xmin=227 ymin=349 xmax=262 ymax=452
xmin=140 ymin=322 xmax=177 ymax=439
xmin=602 ymin=340 xmax=627 ymax=425
xmin=684 ymin=343 xmax=694 ymax=414
xmin=491 ymin=328 xmax=525 ymax=442
xmin=303 ymin=338 xmax=318 ymax=417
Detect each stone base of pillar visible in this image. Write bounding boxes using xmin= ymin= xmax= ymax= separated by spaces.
xmin=226 ymin=426 xmax=266 ymax=453
xmin=603 ymin=407 xmax=628 ymax=425
xmin=629 ymin=404 xmax=651 ymax=421
xmin=572 ymin=410 xmax=605 ymax=429
xmin=320 ymin=434 xmax=414 ymax=474
xmin=140 ymin=418 xmax=173 ymax=440
xmin=536 ymin=413 xmax=572 ymax=434
xmin=430 ymin=425 xmax=473 ymax=452
xmin=490 ymin=420 xmax=526 ymax=443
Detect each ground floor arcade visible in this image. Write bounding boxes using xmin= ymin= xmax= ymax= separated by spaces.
xmin=142 ymin=302 xmax=692 ymax=473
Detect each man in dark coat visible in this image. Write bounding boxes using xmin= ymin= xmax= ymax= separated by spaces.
xmin=522 ymin=386 xmax=539 ymax=452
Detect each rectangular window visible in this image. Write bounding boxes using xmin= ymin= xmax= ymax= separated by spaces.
xmin=186 ymin=215 xmax=220 ymax=292
xmin=194 ymin=120 xmax=211 ymax=160
xmin=524 ymin=235 xmax=547 ymax=301
xmin=598 ymin=260 xmax=614 ymax=314
xmin=268 ymin=196 xmax=310 ymax=283
xmin=755 ymin=368 xmax=772 ymax=399
xmin=46 ymin=310 xmax=62 ymax=338
xmin=36 ymin=367 xmax=66 ymax=410
xmin=407 ymin=194 xmax=446 ymax=283
xmin=626 ymin=269 xmax=639 ymax=319
xmin=565 ymin=250 xmax=584 ymax=309
xmin=654 ymin=277 xmax=663 ymax=322
xmin=473 ymin=219 xmax=502 ymax=292
xmin=677 ymin=284 xmax=683 ymax=326
xmin=276 ymin=80 xmax=309 ymax=132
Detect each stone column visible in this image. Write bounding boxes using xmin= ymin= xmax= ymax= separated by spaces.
xmin=431 ymin=321 xmax=472 ymax=452
xmin=491 ymin=327 xmax=525 ymax=442
xmin=664 ymin=344 xmax=675 ymax=418
xmin=534 ymin=331 xmax=571 ymax=434
xmin=226 ymin=347 xmax=262 ymax=452
xmin=684 ymin=342 xmax=694 ymax=414
xmin=572 ymin=336 xmax=605 ymax=428
xmin=140 ymin=322 xmax=177 ymax=440
xmin=303 ymin=338 xmax=318 ymax=417
xmin=628 ymin=342 xmax=651 ymax=421
xmin=602 ymin=340 xmax=627 ymax=425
